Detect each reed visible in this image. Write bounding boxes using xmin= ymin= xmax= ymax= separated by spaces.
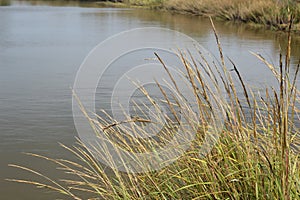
xmin=7 ymin=20 xmax=300 ymax=199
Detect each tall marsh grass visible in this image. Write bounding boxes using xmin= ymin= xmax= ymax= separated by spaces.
xmin=163 ymin=0 xmax=300 ymax=31
xmin=7 ymin=20 xmax=300 ymax=199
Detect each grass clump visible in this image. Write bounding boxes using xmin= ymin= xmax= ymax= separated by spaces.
xmin=7 ymin=20 xmax=300 ymax=199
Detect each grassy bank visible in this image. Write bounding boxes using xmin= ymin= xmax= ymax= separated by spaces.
xmin=0 ymin=0 xmax=10 ymax=6
xmin=8 ymin=21 xmax=300 ymax=199
xmin=125 ymin=0 xmax=300 ymax=31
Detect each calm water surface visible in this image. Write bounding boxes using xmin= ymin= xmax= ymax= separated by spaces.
xmin=0 ymin=1 xmax=299 ymax=199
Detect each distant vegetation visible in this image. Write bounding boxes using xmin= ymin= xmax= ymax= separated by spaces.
xmin=163 ymin=0 xmax=300 ymax=31
xmin=122 ymin=0 xmax=300 ymax=31
xmin=0 ymin=0 xmax=10 ymax=6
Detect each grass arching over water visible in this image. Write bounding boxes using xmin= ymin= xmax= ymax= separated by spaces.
xmin=7 ymin=20 xmax=300 ymax=199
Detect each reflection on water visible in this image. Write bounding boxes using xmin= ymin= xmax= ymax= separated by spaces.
xmin=0 ymin=1 xmax=299 ymax=199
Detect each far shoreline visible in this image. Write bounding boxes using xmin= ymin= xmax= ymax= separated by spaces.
xmin=6 ymin=0 xmax=300 ymax=33
xmin=101 ymin=0 xmax=300 ymax=33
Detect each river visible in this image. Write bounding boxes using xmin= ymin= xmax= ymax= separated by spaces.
xmin=0 ymin=1 xmax=299 ymax=199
